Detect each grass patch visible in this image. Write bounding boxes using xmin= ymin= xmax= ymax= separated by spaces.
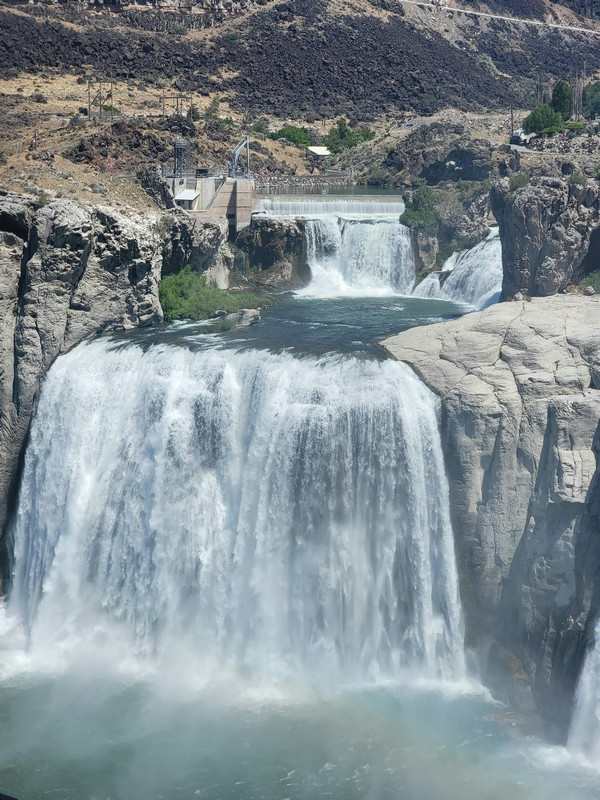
xmin=579 ymin=270 xmax=600 ymax=293
xmin=159 ymin=265 xmax=274 ymax=322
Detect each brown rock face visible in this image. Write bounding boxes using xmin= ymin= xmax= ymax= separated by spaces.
xmin=491 ymin=178 xmax=600 ymax=298
xmin=0 ymin=192 xmax=164 ymax=587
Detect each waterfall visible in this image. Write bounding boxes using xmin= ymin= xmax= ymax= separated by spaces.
xmin=568 ymin=620 xmax=600 ymax=763
xmin=260 ymin=196 xmax=415 ymax=297
xmin=261 ymin=198 xmax=407 ymax=216
xmin=412 ymin=229 xmax=502 ymax=310
xmin=9 ymin=338 xmax=464 ymax=683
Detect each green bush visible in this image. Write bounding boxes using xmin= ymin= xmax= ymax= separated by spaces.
xmin=509 ymin=173 xmax=529 ymax=191
xmin=523 ymin=104 xmax=563 ymax=134
xmin=400 ymin=206 xmax=440 ymax=235
xmin=321 ymin=118 xmax=374 ymax=153
xmin=33 ymin=190 xmax=51 ymax=209
xmin=411 ymin=185 xmax=436 ymax=212
xmin=270 ymin=125 xmax=311 ymax=147
xmin=579 ymin=270 xmax=600 ymax=293
xmin=187 ymin=104 xmax=201 ymax=122
xmin=159 ymin=266 xmax=273 ymax=322
xmin=566 ymin=122 xmax=586 ymax=132
xmin=477 ymin=53 xmax=498 ymax=76
xmin=567 ymin=171 xmax=587 ymax=186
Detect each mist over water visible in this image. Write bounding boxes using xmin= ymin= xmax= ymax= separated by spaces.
xmin=9 ymin=341 xmax=463 ymax=684
xmin=1 ymin=195 xmax=599 ymax=799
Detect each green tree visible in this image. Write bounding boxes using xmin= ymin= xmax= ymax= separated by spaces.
xmin=583 ymin=82 xmax=600 ymax=120
xmin=523 ymin=103 xmax=564 ymax=134
xmin=551 ymin=80 xmax=573 ymax=120
xmin=321 ymin=118 xmax=374 ymax=153
xmin=270 ymin=125 xmax=312 ymax=147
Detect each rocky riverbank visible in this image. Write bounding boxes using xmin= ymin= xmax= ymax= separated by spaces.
xmin=382 ymin=295 xmax=600 ymax=735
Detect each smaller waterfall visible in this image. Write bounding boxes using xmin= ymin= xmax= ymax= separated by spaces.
xmin=568 ymin=620 xmax=600 ymax=763
xmin=413 ymin=229 xmax=502 ymax=310
xmin=261 ymin=198 xmax=407 ymax=217
xmin=260 ymin=196 xmax=415 ymax=297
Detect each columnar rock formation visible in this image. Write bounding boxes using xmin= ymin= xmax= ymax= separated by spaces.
xmin=382 ymin=296 xmax=600 ymax=731
xmin=0 ymin=191 xmax=164 ymax=586
xmin=491 ymin=179 xmax=600 ymax=299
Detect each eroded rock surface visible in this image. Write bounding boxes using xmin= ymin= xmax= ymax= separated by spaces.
xmin=235 ymin=217 xmax=310 ymax=290
xmin=382 ymin=296 xmax=600 ymax=732
xmin=0 ymin=191 xmax=164 ymax=585
xmin=492 ymin=178 xmax=600 ymax=298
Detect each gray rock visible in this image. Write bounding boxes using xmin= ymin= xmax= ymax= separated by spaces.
xmin=235 ymin=218 xmax=310 ymax=290
xmin=382 ymin=296 xmax=600 ymax=730
xmin=491 ymin=179 xmax=600 ymax=298
xmin=0 ymin=192 xmax=164 ymax=587
xmin=584 ymin=285 xmax=596 ymax=296
xmin=222 ymin=308 xmax=261 ymax=327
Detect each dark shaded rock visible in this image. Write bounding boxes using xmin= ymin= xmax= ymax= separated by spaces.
xmin=235 ymin=217 xmax=310 ymax=290
xmin=491 ymin=178 xmax=600 ymax=298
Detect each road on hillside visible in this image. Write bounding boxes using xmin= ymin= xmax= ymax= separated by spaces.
xmin=398 ymin=0 xmax=600 ymax=37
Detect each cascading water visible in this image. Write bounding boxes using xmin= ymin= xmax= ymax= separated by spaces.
xmin=568 ymin=620 xmax=600 ymax=763
xmin=261 ymin=197 xmax=415 ymax=297
xmin=9 ymin=337 xmax=464 ymax=683
xmin=412 ymin=228 xmax=502 ymax=310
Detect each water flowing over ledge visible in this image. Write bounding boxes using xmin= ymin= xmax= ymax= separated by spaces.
xmin=413 ymin=228 xmax=502 ymax=310
xmin=9 ymin=338 xmax=464 ymax=685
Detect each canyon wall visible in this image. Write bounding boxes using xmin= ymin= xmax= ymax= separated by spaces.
xmin=382 ymin=296 xmax=600 ymax=733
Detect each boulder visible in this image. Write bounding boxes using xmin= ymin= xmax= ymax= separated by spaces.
xmin=235 ymin=217 xmax=310 ymax=290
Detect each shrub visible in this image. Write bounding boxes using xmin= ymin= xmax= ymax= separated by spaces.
xmin=567 ymin=171 xmax=587 ymax=186
xmin=477 ymin=54 xmax=498 ymax=76
xmin=159 ymin=265 xmax=274 ymax=322
xmin=321 ymin=118 xmax=374 ymax=153
xmin=251 ymin=122 xmax=269 ymax=135
xmin=523 ymin=104 xmax=563 ymax=134
xmin=566 ymin=122 xmax=586 ymax=132
xmin=31 ymin=93 xmax=47 ymax=104
xmin=411 ymin=185 xmax=436 ymax=212
xmin=187 ymin=104 xmax=201 ymax=122
xmin=270 ymin=125 xmax=311 ymax=147
xmin=552 ymin=80 xmax=573 ymax=120
xmin=509 ymin=173 xmax=529 ymax=191
xmin=579 ymin=270 xmax=600 ymax=293
xmin=33 ymin=190 xmax=50 ymax=209
xmin=204 ymin=96 xmax=221 ymax=121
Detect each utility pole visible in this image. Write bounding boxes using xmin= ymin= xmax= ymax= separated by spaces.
xmin=110 ymin=77 xmax=114 ymax=124
xmin=510 ymin=105 xmax=514 ymax=135
xmin=99 ymin=80 xmax=103 ymax=122
xmin=87 ymin=80 xmax=91 ymax=120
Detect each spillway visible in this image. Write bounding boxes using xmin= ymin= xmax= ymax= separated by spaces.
xmin=261 ymin=196 xmax=415 ymax=296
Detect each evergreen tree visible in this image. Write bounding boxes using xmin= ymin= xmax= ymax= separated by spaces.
xmin=551 ymin=80 xmax=573 ymax=120
xmin=523 ymin=104 xmax=564 ymax=134
xmin=583 ymin=82 xmax=600 ymax=120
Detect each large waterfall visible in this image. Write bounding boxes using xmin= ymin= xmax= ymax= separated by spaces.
xmin=261 ymin=197 xmax=415 ymax=296
xmin=412 ymin=229 xmax=502 ymax=310
xmin=9 ymin=337 xmax=464 ymax=683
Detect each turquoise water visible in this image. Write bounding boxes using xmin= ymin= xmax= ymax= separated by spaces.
xmin=0 ymin=291 xmax=597 ymax=800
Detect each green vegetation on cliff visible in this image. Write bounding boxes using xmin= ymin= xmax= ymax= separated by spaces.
xmin=159 ymin=266 xmax=273 ymax=322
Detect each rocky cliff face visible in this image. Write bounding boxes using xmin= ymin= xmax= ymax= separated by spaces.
xmin=0 ymin=191 xmax=164 ymax=588
xmin=382 ymin=296 xmax=600 ymax=733
xmin=491 ymin=178 xmax=600 ymax=299
xmin=235 ymin=218 xmax=310 ymax=290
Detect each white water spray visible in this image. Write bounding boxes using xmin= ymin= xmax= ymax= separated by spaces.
xmin=9 ymin=338 xmax=464 ymax=684
xmin=413 ymin=229 xmax=502 ymax=310
xmin=261 ymin=197 xmax=415 ymax=297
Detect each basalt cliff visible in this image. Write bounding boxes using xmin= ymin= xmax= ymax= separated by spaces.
xmin=383 ymin=294 xmax=600 ymax=735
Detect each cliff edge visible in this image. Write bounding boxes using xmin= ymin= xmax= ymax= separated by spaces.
xmin=382 ymin=295 xmax=600 ymax=733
